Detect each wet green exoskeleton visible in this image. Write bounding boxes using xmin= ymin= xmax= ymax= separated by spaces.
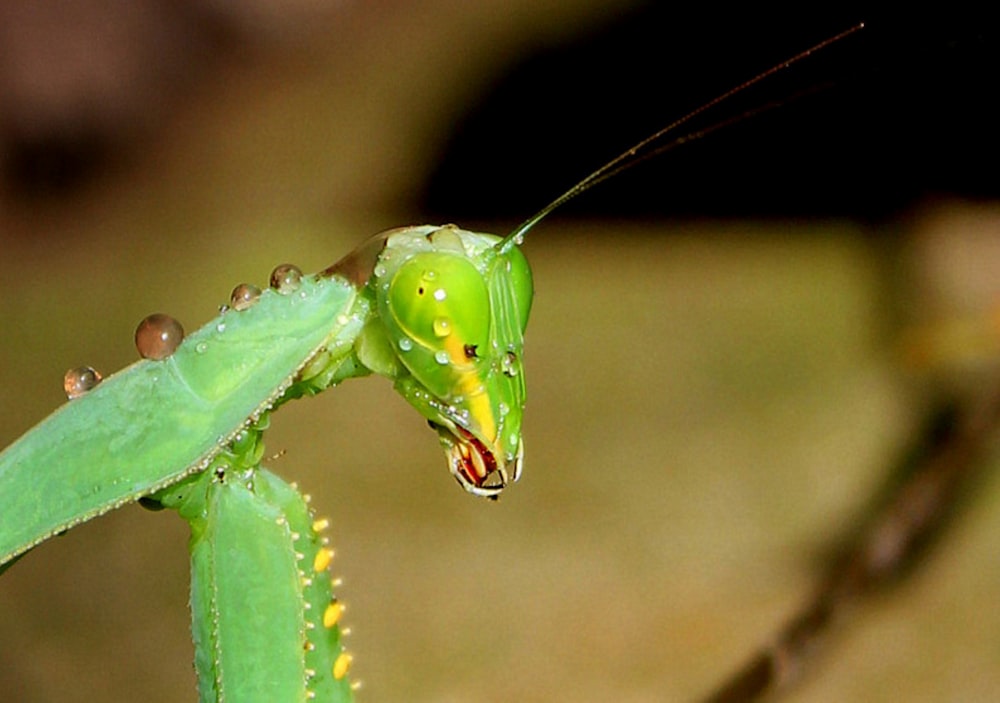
xmin=0 ymin=223 xmax=533 ymax=701
xmin=351 ymin=225 xmax=533 ymax=497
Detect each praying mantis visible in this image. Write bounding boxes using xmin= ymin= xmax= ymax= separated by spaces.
xmin=3 ymin=14 xmax=1000 ymax=703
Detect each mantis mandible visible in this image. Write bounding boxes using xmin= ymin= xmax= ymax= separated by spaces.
xmin=3 ymin=19 xmax=996 ymax=700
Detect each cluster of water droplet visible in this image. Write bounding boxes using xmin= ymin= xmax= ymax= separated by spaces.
xmin=63 ymin=263 xmax=308 ymax=399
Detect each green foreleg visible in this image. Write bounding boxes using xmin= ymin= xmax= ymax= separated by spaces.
xmin=163 ymin=463 xmax=355 ymax=703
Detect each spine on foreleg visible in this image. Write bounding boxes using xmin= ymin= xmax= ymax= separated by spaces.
xmin=186 ymin=467 xmax=355 ymax=703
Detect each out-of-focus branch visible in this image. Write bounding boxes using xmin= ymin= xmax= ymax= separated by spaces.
xmin=701 ymin=380 xmax=1000 ymax=703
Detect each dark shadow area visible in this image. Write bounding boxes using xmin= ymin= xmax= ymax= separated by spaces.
xmin=423 ymin=6 xmax=1000 ymax=223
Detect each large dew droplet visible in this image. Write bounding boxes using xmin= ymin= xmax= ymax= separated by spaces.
xmin=434 ymin=350 xmax=450 ymax=365
xmin=429 ymin=227 xmax=465 ymax=253
xmin=398 ymin=337 xmax=413 ymax=352
xmin=135 ymin=313 xmax=184 ymax=360
xmin=230 ymin=283 xmax=262 ymax=311
xmin=63 ymin=366 xmax=102 ymax=399
xmin=270 ymin=264 xmax=302 ymax=294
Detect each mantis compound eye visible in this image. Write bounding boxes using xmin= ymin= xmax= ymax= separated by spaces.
xmin=386 ymin=251 xmax=490 ymax=401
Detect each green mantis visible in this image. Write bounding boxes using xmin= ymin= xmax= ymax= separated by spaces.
xmin=1 ymin=219 xmax=533 ymax=700
xmin=1 ymin=20 xmax=1000 ymax=703
xmin=0 ymin=226 xmax=531 ymax=563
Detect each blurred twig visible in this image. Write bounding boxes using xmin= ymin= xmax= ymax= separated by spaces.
xmin=701 ymin=378 xmax=1000 ymax=702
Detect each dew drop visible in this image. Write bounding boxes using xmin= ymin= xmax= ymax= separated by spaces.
xmin=432 ymin=317 xmax=451 ymax=338
xmin=422 ymin=269 xmax=437 ymax=281
xmin=230 ymin=283 xmax=262 ymax=311
xmin=216 ymin=322 xmax=226 ymax=333
xmin=135 ymin=313 xmax=184 ymax=360
xmin=398 ymin=337 xmax=413 ymax=352
xmin=373 ymin=263 xmax=387 ymax=278
xmin=270 ymin=264 xmax=302 ymax=294
xmin=434 ymin=350 xmax=450 ymax=365
xmin=498 ymin=402 xmax=509 ymax=417
xmin=501 ymin=350 xmax=519 ymax=377
xmin=196 ymin=342 xmax=208 ymax=354
xmin=429 ymin=228 xmax=465 ymax=253
xmin=63 ymin=366 xmax=102 ymax=399
xmin=433 ymin=288 xmax=447 ymax=301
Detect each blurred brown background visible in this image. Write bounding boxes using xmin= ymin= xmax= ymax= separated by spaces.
xmin=2 ymin=3 xmax=1000 ymax=702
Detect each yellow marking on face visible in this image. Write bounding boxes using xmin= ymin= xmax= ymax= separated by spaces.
xmin=333 ymin=652 xmax=353 ymax=680
xmin=442 ymin=335 xmax=496 ymax=443
xmin=323 ymin=601 xmax=343 ymax=628
xmin=313 ymin=547 xmax=333 ymax=573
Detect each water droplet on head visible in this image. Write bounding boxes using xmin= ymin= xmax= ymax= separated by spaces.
xmin=498 ymin=402 xmax=509 ymax=417
xmin=63 ymin=366 xmax=102 ymax=399
xmin=196 ymin=342 xmax=208 ymax=354
xmin=501 ymin=350 xmax=519 ymax=377
xmin=398 ymin=337 xmax=413 ymax=352
xmin=434 ymin=350 xmax=450 ymax=365
xmin=434 ymin=229 xmax=468 ymax=254
xmin=135 ymin=313 xmax=184 ymax=360
xmin=216 ymin=322 xmax=226 ymax=333
xmin=230 ymin=283 xmax=262 ymax=311
xmin=422 ymin=269 xmax=437 ymax=281
xmin=432 ymin=317 xmax=451 ymax=338
xmin=270 ymin=264 xmax=303 ymax=294
xmin=373 ymin=263 xmax=387 ymax=278
xmin=433 ymin=288 xmax=447 ymax=301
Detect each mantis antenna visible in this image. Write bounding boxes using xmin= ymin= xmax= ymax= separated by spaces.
xmin=497 ymin=22 xmax=866 ymax=255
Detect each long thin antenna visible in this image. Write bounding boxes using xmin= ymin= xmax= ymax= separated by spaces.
xmin=497 ymin=22 xmax=865 ymax=254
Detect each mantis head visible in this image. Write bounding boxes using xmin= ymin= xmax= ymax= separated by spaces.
xmin=332 ymin=225 xmax=532 ymax=498
xmin=321 ymin=27 xmax=869 ymax=499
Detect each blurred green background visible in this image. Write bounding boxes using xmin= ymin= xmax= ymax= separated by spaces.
xmin=2 ymin=3 xmax=1000 ymax=702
